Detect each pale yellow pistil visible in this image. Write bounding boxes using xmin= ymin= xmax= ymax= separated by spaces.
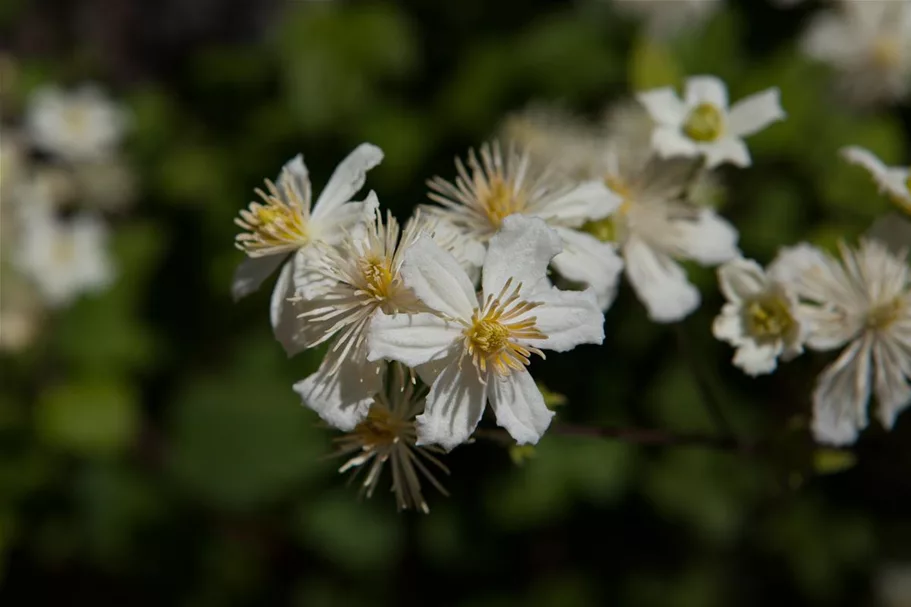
xmin=581 ymin=175 xmax=633 ymax=243
xmin=683 ymin=103 xmax=724 ymax=142
xmin=867 ymin=297 xmax=905 ymax=331
xmin=63 ymin=105 xmax=89 ymax=135
xmin=871 ymin=36 xmax=902 ymax=69
xmin=746 ymin=296 xmax=794 ymax=339
xmin=480 ymin=176 xmax=527 ymax=229
xmin=463 ymin=278 xmax=546 ymax=376
xmin=345 ymin=404 xmax=411 ymax=453
xmin=235 ymin=179 xmax=309 ymax=256
xmin=53 ymin=236 xmax=77 ymax=263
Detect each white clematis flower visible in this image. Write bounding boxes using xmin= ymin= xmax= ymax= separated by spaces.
xmin=637 ymin=75 xmax=786 ymax=168
xmin=841 ymin=146 xmax=911 ymax=215
xmin=773 ymin=240 xmax=911 ymax=445
xmin=713 ymin=257 xmax=805 ymax=376
xmin=25 ymin=84 xmax=128 ymax=162
xmin=231 ymin=144 xmax=382 ymax=352
xmin=802 ymin=0 xmax=911 ymax=105
xmin=367 ymin=214 xmax=605 ymax=450
xmin=612 ymin=0 xmax=722 ymax=40
xmin=425 ymin=141 xmax=624 ymax=311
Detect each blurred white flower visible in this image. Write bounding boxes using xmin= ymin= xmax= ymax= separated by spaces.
xmin=425 ymin=141 xmax=624 ymax=310
xmin=841 ymin=146 xmax=910 ymax=215
xmin=368 ymin=215 xmax=605 ymax=450
xmin=333 ymin=364 xmax=448 ymax=513
xmin=638 ymin=75 xmax=785 ymax=168
xmin=13 ymin=202 xmax=115 ymax=307
xmin=0 ymin=266 xmax=44 ymax=352
xmin=713 ymin=257 xmax=804 ymax=376
xmin=231 ymin=144 xmax=382 ymax=350
xmin=877 ymin=562 xmax=911 ymax=607
xmin=613 ymin=0 xmax=721 ymax=39
xmin=773 ymin=240 xmax=911 ymax=445
xmin=1 ymin=128 xmax=28 ymax=204
xmin=25 ymin=84 xmax=129 ymax=162
xmin=802 ymin=0 xmax=911 ymax=105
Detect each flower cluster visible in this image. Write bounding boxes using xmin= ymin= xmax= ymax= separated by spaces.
xmin=1 ymin=81 xmax=132 ymax=352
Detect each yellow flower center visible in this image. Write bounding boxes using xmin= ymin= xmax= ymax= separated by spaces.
xmin=905 ymin=172 xmax=911 ymax=195
xmin=53 ymin=236 xmax=76 ymax=264
xmin=871 ymin=35 xmax=902 ymax=68
xmin=581 ymin=216 xmax=620 ymax=243
xmin=351 ymin=403 xmax=409 ymax=449
xmin=481 ymin=176 xmax=526 ymax=229
xmin=582 ymin=175 xmax=633 ymax=243
xmin=867 ymin=297 xmax=905 ymax=331
xmin=359 ymin=255 xmax=395 ymax=300
xmin=683 ymin=103 xmax=724 ymax=142
xmin=463 ymin=278 xmax=546 ymax=376
xmin=63 ymin=105 xmax=90 ymax=135
xmin=745 ymin=296 xmax=794 ymax=339
xmin=234 ymin=179 xmax=310 ymax=257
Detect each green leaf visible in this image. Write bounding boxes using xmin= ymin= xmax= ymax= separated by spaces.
xmin=812 ymin=449 xmax=857 ymax=476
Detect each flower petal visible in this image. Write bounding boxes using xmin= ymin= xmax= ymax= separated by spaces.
xmin=872 ymin=338 xmax=911 ymax=430
xmin=293 ymin=352 xmax=383 ymax=431
xmin=416 ymin=353 xmax=487 ymax=451
xmin=727 ymin=88 xmax=785 ymax=138
xmin=733 ymin=340 xmax=782 ymax=376
xmin=703 ymin=137 xmax=751 ymax=168
xmin=525 ymin=286 xmax=605 ymax=351
xmin=812 ymin=336 xmax=873 ymax=446
xmin=313 ymin=190 xmax=379 ymax=245
xmin=624 ymin=236 xmax=700 ymax=323
xmin=717 ymin=258 xmax=767 ymax=303
xmin=636 ymin=87 xmax=687 ymax=126
xmin=482 ymin=214 xmax=563 ymax=299
xmin=277 ymin=154 xmax=312 ymax=213
xmin=270 ymin=260 xmax=308 ymax=356
xmin=231 ymin=253 xmax=288 ymax=301
xmin=652 ymin=126 xmax=701 ymax=159
xmin=488 ymin=369 xmax=554 ymax=445
xmin=401 ymin=236 xmax=478 ymax=319
xmin=367 ymin=310 xmax=462 ymax=366
xmin=841 ymin=145 xmax=889 ymax=179
xmin=532 ymin=180 xmax=622 ymax=226
xmin=685 ymin=75 xmax=729 ymax=110
xmin=311 ymin=143 xmax=384 ymax=221
xmin=713 ymin=305 xmax=745 ymax=344
xmin=670 ymin=208 xmax=740 ymax=266
xmin=550 ymin=227 xmax=624 ymax=311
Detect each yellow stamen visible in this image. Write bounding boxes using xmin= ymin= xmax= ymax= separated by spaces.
xmin=683 ymin=103 xmax=724 ymax=142
xmin=234 ymin=178 xmax=309 ymax=257
xmin=871 ymin=36 xmax=902 ymax=68
xmin=745 ymin=297 xmax=794 ymax=339
xmin=359 ymin=255 xmax=395 ymax=300
xmin=867 ymin=297 xmax=905 ymax=331
xmin=479 ymin=176 xmax=526 ymax=229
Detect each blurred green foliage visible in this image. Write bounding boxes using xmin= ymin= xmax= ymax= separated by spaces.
xmin=1 ymin=0 xmax=910 ymax=606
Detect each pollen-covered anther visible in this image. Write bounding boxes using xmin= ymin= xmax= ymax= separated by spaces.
xmin=234 ymin=179 xmax=310 ymax=257
xmin=866 ymin=297 xmax=905 ymax=331
xmin=745 ymin=296 xmax=794 ymax=339
xmin=462 ymin=278 xmax=546 ymax=376
xmin=479 ymin=175 xmax=526 ymax=228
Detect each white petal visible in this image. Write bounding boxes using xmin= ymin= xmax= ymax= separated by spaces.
xmin=550 ymin=227 xmax=624 ymax=311
xmin=624 ymin=236 xmax=700 ymax=323
xmin=293 ymin=351 xmax=383 ymax=431
xmin=713 ymin=305 xmax=746 ymax=344
xmin=416 ymin=354 xmax=487 ymax=451
xmin=872 ymin=338 xmax=911 ymax=430
xmin=482 ymin=214 xmax=562 ymax=299
xmin=840 ymin=145 xmax=888 ymax=179
xmin=526 ymin=286 xmax=605 ymax=351
xmin=727 ymin=88 xmax=786 ymax=138
xmin=717 ymin=258 xmax=767 ymax=303
xmin=277 ymin=154 xmax=312 ymax=214
xmin=533 ymin=180 xmax=622 ymax=227
xmin=230 ymin=253 xmax=287 ymax=301
xmin=488 ymin=369 xmax=554 ymax=445
xmin=270 ymin=260 xmax=307 ymax=356
xmin=674 ymin=209 xmax=740 ymax=266
xmin=812 ymin=337 xmax=873 ymax=446
xmin=312 ymin=190 xmax=379 ymax=245
xmin=703 ymin=137 xmax=751 ymax=168
xmin=767 ymin=242 xmax=828 ymax=288
xmin=311 ymin=143 xmax=384 ymax=221
xmin=685 ymin=75 xmax=729 ymax=110
xmin=367 ymin=310 xmax=462 ymax=366
xmin=636 ymin=87 xmax=687 ymax=126
xmin=652 ymin=126 xmax=701 ymax=159
xmin=401 ymin=236 xmax=478 ymax=320
xmin=732 ymin=340 xmax=782 ymax=376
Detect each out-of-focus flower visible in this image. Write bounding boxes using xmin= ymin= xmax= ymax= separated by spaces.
xmin=802 ymin=0 xmax=911 ymax=105
xmin=13 ymin=202 xmax=115 ymax=307
xmin=425 ymin=141 xmax=624 ymax=310
xmin=333 ymin=364 xmax=448 ymax=513
xmin=638 ymin=75 xmax=785 ymax=168
xmin=231 ymin=144 xmax=382 ymax=350
xmin=75 ymin=158 xmax=137 ymax=212
xmin=25 ymin=84 xmax=129 ymax=162
xmin=773 ymin=240 xmax=911 ymax=445
xmin=0 ymin=265 xmax=44 ymax=352
xmin=612 ymin=0 xmax=721 ymax=40
xmin=877 ymin=562 xmax=911 ymax=607
xmin=713 ymin=257 xmax=805 ymax=376
xmin=368 ymin=215 xmax=605 ymax=450
xmin=841 ymin=146 xmax=910 ymax=215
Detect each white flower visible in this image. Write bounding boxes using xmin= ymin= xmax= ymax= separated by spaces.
xmin=333 ymin=363 xmax=448 ymax=513
xmin=841 ymin=146 xmax=910 ymax=215
xmin=13 ymin=202 xmax=114 ymax=307
xmin=612 ymin=0 xmax=721 ymax=40
xmin=425 ymin=141 xmax=624 ymax=310
xmin=231 ymin=144 xmax=383 ymax=352
xmin=1 ymin=128 xmax=28 ymax=204
xmin=876 ymin=562 xmax=911 ymax=607
xmin=367 ymin=214 xmax=605 ymax=450
xmin=637 ymin=75 xmax=786 ymax=168
xmin=713 ymin=257 xmax=805 ymax=376
xmin=802 ymin=0 xmax=911 ymax=105
xmin=773 ymin=240 xmax=911 ymax=445
xmin=25 ymin=84 xmax=128 ymax=162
